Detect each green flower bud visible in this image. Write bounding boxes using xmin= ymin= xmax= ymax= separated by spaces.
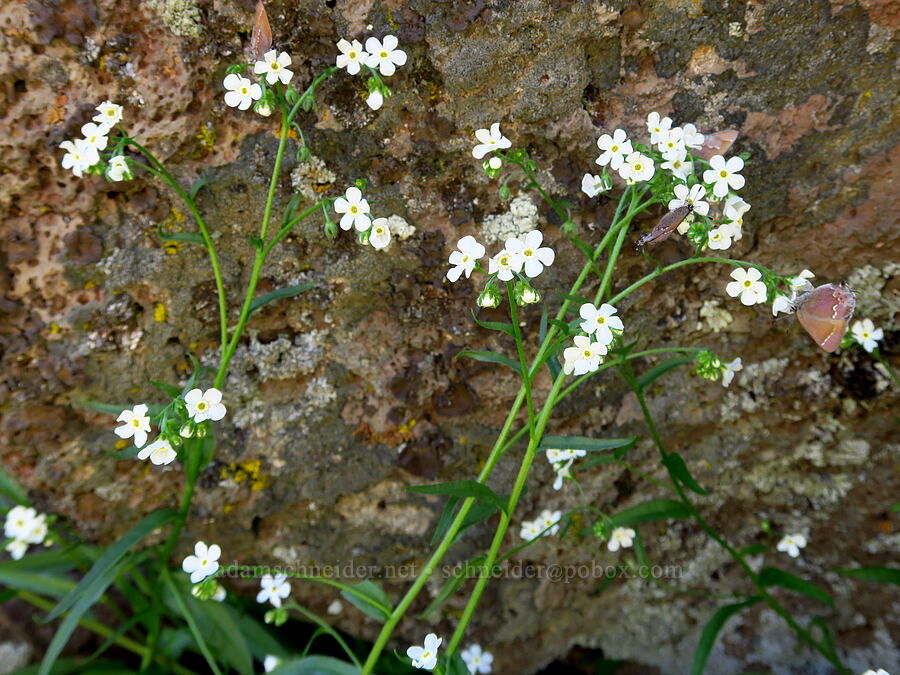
xmin=694 ymin=350 xmax=722 ymax=381
xmin=514 ymin=281 xmax=540 ymax=306
xmin=477 ymin=282 xmax=501 ymax=309
xmin=265 ymin=607 xmax=289 ymax=626
xmin=324 ymin=220 xmax=338 ymax=240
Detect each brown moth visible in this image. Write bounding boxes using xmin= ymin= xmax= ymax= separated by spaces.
xmin=795 ymin=283 xmax=856 ymax=353
xmin=636 ymin=204 xmax=693 ymax=248
xmin=249 ymin=0 xmax=273 ymax=61
xmin=696 ymin=130 xmax=738 ymax=161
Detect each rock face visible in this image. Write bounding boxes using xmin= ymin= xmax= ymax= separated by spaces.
xmin=2 ymin=0 xmax=899 ymax=672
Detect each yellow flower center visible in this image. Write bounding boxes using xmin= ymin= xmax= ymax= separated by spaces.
xmin=500 ymin=255 xmax=509 ymax=266
xmin=720 ymin=170 xmax=728 ymax=178
xmin=201 ymin=558 xmax=208 ymax=565
xmin=350 ymin=205 xmax=358 ymax=214
xmin=610 ymin=144 xmax=618 ymax=152
xmin=197 ymin=401 xmax=207 ymax=411
xmin=597 ymin=316 xmax=606 ymax=325
xmin=241 ymin=86 xmax=248 ymax=94
xmin=462 ymin=254 xmax=469 ymax=262
xmin=380 ymin=50 xmax=388 ymax=58
xmin=583 ymin=349 xmax=592 ymax=358
xmin=131 ymin=419 xmax=141 ymax=427
xmin=523 ymin=248 xmax=534 ymax=257
xmin=349 ymin=51 xmax=357 ymax=59
xmin=634 ymin=163 xmax=643 ymax=171
xmin=375 ymin=226 xmax=384 ymax=234
xmin=272 ymin=63 xmax=280 ymax=70
xmin=743 ymin=280 xmax=752 ymax=288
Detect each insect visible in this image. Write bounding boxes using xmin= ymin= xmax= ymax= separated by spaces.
xmin=249 ymin=0 xmax=273 ymax=61
xmin=794 ymin=283 xmax=856 ymax=352
xmin=636 ymin=204 xmax=693 ymax=248
xmin=696 ymin=130 xmax=739 ymax=161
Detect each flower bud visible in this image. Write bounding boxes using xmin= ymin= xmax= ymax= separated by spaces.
xmin=514 ymin=281 xmax=540 ymax=306
xmin=694 ymin=350 xmax=722 ymax=381
xmin=477 ymin=283 xmax=501 ymax=308
xmin=254 ymin=100 xmax=273 ymax=117
xmin=265 ymin=607 xmax=288 ymax=626
xmin=285 ymin=86 xmax=299 ymax=106
xmin=324 ymin=220 xmax=338 ymax=239
xmin=498 ymin=182 xmax=510 ymax=200
xmin=561 ymin=220 xmax=577 ymax=236
xmin=484 ymin=157 xmax=503 ymax=180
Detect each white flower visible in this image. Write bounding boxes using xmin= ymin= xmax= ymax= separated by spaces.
xmin=223 ymin=73 xmax=262 ymax=110
xmin=80 ymin=122 xmax=110 ymax=152
xmin=212 ymin=584 xmax=227 ymax=602
xmin=596 ymin=129 xmax=632 ymax=171
xmin=707 ymin=226 xmax=732 ymax=251
xmin=407 ymin=633 xmax=442 ymax=670
xmin=772 ymin=294 xmax=794 ymax=316
xmin=661 ymin=147 xmax=693 ymax=181
xmin=264 ymin=655 xmax=281 ymax=673
xmin=472 ymin=123 xmax=511 ymax=160
xmin=545 ymin=448 xmax=586 ymax=464
xmin=862 ymin=670 xmax=890 ymax=675
xmin=505 ymin=230 xmax=554 ymax=278
xmin=488 ymin=156 xmax=502 ymax=170
xmin=488 ymin=248 xmax=524 ymax=282
xmin=254 ymin=50 xmax=293 ymax=85
xmin=137 ymin=438 xmax=177 ymax=466
xmin=447 ymin=235 xmax=485 ymax=282
xmin=335 ymin=38 xmax=368 ymax=75
xmin=682 ymin=123 xmax=705 ymax=149
xmin=184 ymin=388 xmax=227 ymax=423
xmin=5 ymin=506 xmax=39 ymax=541
xmin=520 ymin=519 xmax=542 ymax=541
xmin=657 ymin=126 xmax=685 ymax=155
xmin=364 ymin=35 xmax=407 ymax=76
xmin=721 ymin=357 xmax=742 ymax=387
xmin=93 ymin=101 xmax=123 ymax=126
xmin=461 ymin=644 xmax=493 ymax=674
xmin=703 ymin=154 xmax=745 ymax=198
xmin=563 ymin=335 xmax=607 ymax=376
xmin=852 ymin=319 xmax=884 ymax=353
xmin=365 ymin=90 xmax=384 ymax=110
xmin=607 ymin=526 xmax=636 ymax=552
xmin=619 ymin=151 xmax=655 ymax=183
xmin=334 ymin=187 xmax=372 ymax=231
xmin=6 ymin=539 xmax=28 ymax=560
xmin=726 ymin=267 xmax=767 ymax=306
xmin=581 ymin=173 xmax=611 ymax=198
xmin=538 ymin=509 xmax=562 ymax=536
xmin=256 ymin=573 xmax=291 ymax=608
xmin=551 ymin=459 xmax=574 ymax=490
xmin=646 ymin=111 xmax=673 ymax=145
xmin=579 ymin=303 xmax=624 ymax=346
xmin=60 ymin=139 xmax=98 ymax=178
xmin=787 ymin=268 xmax=815 ymax=292
xmin=327 ymin=599 xmax=343 ymax=615
xmin=369 ymin=218 xmax=391 ymax=250
xmin=182 ymin=541 xmax=221 ymax=583
xmin=668 ymin=183 xmax=710 ymax=217
xmin=115 ymin=404 xmax=151 ymax=448
xmin=723 ymin=195 xmax=750 ymax=241
xmin=107 ymin=155 xmax=132 ymax=182
xmin=776 ymin=533 xmax=807 ymax=558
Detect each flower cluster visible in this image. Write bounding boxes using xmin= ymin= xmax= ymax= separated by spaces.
xmin=222 ymin=49 xmax=294 ymax=116
xmin=113 ymin=388 xmax=227 ymax=467
xmin=776 ymin=533 xmax=807 ymax=559
xmin=335 ymin=35 xmax=407 ymax=110
xmin=331 ymin=184 xmax=394 ymax=250
xmin=519 ymin=509 xmax=562 ymax=541
xmin=694 ymin=350 xmax=743 ymax=388
xmin=445 ymin=230 xmax=555 ymax=309
xmin=3 ymin=506 xmax=48 ymax=560
xmin=562 ymin=303 xmax=624 ymax=376
xmin=461 ymin=644 xmax=494 ymax=674
xmin=407 ymin=632 xmax=441 ymax=670
xmin=59 ymin=101 xmax=132 ymax=182
xmin=546 ymin=448 xmax=586 ymax=491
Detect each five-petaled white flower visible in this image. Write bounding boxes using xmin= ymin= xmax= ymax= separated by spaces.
xmin=223 ymin=73 xmax=262 ymax=110
xmin=608 ymin=526 xmax=636 ymax=552
xmin=447 ymin=235 xmax=485 ymax=282
xmin=365 ymin=89 xmax=384 ymax=110
xmin=722 ymin=195 xmax=750 ymax=241
xmin=488 ymin=248 xmax=524 ymax=282
xmin=182 ymin=541 xmax=221 ymax=583
xmin=787 ymin=268 xmax=815 ymax=292
xmin=661 ymin=147 xmax=693 ymax=181
xmin=264 ymin=656 xmax=282 ymax=673
xmin=80 ymin=122 xmax=110 ymax=152
xmin=563 ymin=335 xmax=607 ymax=376
xmin=772 ymin=294 xmax=794 ymax=317
xmin=721 ymin=357 xmax=742 ymax=387
xmin=646 ymin=111 xmax=672 ymax=145
xmin=334 ymin=187 xmax=371 ymax=231
xmin=94 ymin=101 xmax=123 ymax=127
xmin=619 ymin=151 xmax=654 ymax=183
xmin=472 ymin=123 xmax=511 ymax=159
xmin=115 ymin=404 xmax=151 ymax=448
xmin=505 ymin=230 xmax=554 ymax=278
xmin=546 ymin=448 xmax=586 ymax=464
xmin=551 ymin=459 xmax=574 ymax=490
xmin=703 ymin=154 xmax=745 ymax=198
xmin=185 ymin=388 xmax=227 ymax=423
xmin=257 ymin=573 xmax=291 ymax=608
xmin=407 ymin=633 xmax=442 ymax=670
xmin=519 ymin=519 xmax=543 ymax=541
xmin=60 ymin=139 xmax=97 ymax=178
xmin=707 ymin=226 xmax=732 ymax=251
xmin=364 ymin=35 xmax=407 ymax=76
xmin=335 ymin=38 xmax=368 ymax=75
xmin=538 ymin=509 xmax=562 ymax=535
xmin=668 ymin=183 xmax=710 ymax=217
xmin=581 ymin=173 xmax=611 ymax=198
xmin=579 ymin=303 xmax=624 ymax=346
xmin=461 ymin=644 xmax=494 ymax=674
xmin=4 ymin=506 xmax=48 ymax=560
xmin=368 ymin=218 xmax=391 ymax=250
xmin=107 ymin=155 xmax=132 ymax=182
xmin=726 ymin=267 xmax=767 ymax=306
xmin=776 ymin=533 xmax=807 ymax=558
xmin=254 ymin=50 xmax=293 ymax=85
xmin=682 ymin=123 xmax=705 ymax=149
xmin=852 ymin=319 xmax=884 ymax=353
xmin=137 ymin=438 xmax=177 ymax=466
xmin=657 ymin=126 xmax=685 ymax=156
xmin=596 ymin=128 xmax=632 ymax=171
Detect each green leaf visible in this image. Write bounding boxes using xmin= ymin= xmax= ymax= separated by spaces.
xmin=0 ymin=464 xmax=28 ymax=506
xmin=808 ymin=616 xmax=839 ymax=661
xmin=890 ymin=502 xmax=900 ymax=513
xmin=282 ymin=192 xmax=304 ymax=227
xmin=758 ymin=567 xmax=833 ymax=606
xmin=157 ymin=224 xmax=205 ymax=245
xmin=188 ymin=171 xmax=209 ymax=200
xmin=737 ymin=543 xmax=767 ymax=557
xmin=454 ymin=350 xmax=522 ymax=375
xmin=691 ymin=597 xmax=760 ymax=675
xmin=547 ymin=318 xmax=577 ymax=335
xmin=237 ymin=612 xmax=287 ymax=660
xmin=609 ymin=499 xmax=691 ymax=528
xmin=471 ymin=311 xmax=515 ymax=337
xmin=538 ymin=435 xmax=637 ymax=453
xmin=249 ymin=282 xmax=318 ymax=315
xmin=554 ymin=290 xmax=593 ymax=309
xmin=270 ymin=656 xmax=360 ymax=675
xmin=835 ymin=566 xmax=900 ymax=586
xmin=150 ymin=380 xmax=182 ymax=399
xmin=340 ymin=580 xmax=392 ymax=621
xmin=407 ymin=480 xmax=508 ymax=515
xmin=183 ymin=591 xmax=254 ymax=675
xmin=162 ymin=571 xmax=224 ymax=675
xmin=81 ymin=400 xmax=165 ymax=418
xmin=430 ymin=496 xmax=461 ymax=547
xmin=632 ymin=530 xmax=650 ymax=569
xmin=0 ymin=569 xmax=77 ymax=598
xmin=637 ymin=355 xmax=695 ymax=391
xmin=663 ymin=452 xmax=707 ymax=495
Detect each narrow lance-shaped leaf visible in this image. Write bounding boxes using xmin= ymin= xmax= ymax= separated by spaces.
xmin=249 ymin=282 xmax=318 ymax=315
xmin=757 ymin=567 xmax=833 ymax=607
xmin=691 ymin=597 xmax=761 ymax=675
xmin=609 ymin=499 xmax=691 ymax=528
xmin=637 ymin=355 xmax=696 ymax=391
xmin=408 ymin=480 xmax=508 ymax=515
xmin=663 ymin=452 xmax=707 ymax=495
xmin=470 ymin=311 xmax=515 ymax=337
xmin=538 ymin=435 xmax=637 ymax=453
xmin=835 ymin=566 xmax=900 ymax=587
xmin=454 ymin=350 xmax=522 ymax=375
xmin=340 ymin=580 xmax=392 ymax=622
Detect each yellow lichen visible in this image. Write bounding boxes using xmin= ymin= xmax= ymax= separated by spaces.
xmin=399 ymin=419 xmax=417 ymax=434
xmin=154 ymin=302 xmax=167 ymax=322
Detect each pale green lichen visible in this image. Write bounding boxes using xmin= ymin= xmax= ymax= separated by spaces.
xmin=846 ymin=262 xmax=899 ymax=327
xmin=386 ymin=214 xmax=416 ymax=241
xmin=290 ymin=156 xmax=336 ymax=202
xmin=481 ymin=195 xmax=539 ymax=244
xmin=698 ymin=299 xmax=733 ymax=333
xmin=146 ymin=0 xmax=203 ymax=38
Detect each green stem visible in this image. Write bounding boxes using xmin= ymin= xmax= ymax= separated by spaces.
xmin=508 ymin=281 xmax=536 ymax=433
xmin=873 ymin=349 xmax=900 ymax=387
xmin=286 ymin=601 xmax=361 ymax=668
